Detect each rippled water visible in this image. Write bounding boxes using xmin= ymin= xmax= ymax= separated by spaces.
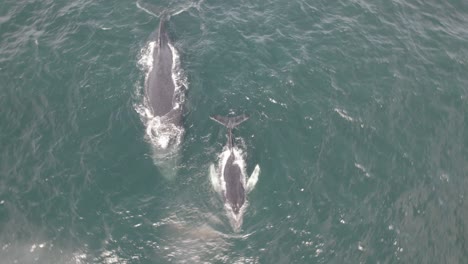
xmin=1 ymin=0 xmax=468 ymax=263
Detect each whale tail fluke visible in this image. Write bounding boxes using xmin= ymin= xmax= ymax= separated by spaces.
xmin=210 ymin=115 xmax=249 ymax=150
xmin=210 ymin=115 xmax=249 ymax=129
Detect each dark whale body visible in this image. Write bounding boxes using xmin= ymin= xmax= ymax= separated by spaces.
xmin=210 ymin=115 xmax=250 ymax=214
xmin=223 ymin=152 xmax=245 ymax=214
xmin=146 ymin=16 xmax=181 ymax=125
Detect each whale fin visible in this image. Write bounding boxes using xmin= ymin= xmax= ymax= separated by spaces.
xmin=246 ymin=164 xmax=260 ymax=193
xmin=209 ymin=163 xmax=221 ymax=193
xmin=210 ymin=115 xmax=249 ymax=129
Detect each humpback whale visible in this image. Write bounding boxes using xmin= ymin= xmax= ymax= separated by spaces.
xmin=209 ymin=115 xmax=260 ymax=231
xmin=146 ymin=15 xmax=183 ymax=126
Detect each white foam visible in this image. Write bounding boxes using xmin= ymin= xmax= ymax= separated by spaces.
xmin=168 ymin=42 xmax=187 ymax=106
xmin=354 ymin=162 xmax=370 ymax=177
xmin=440 ymin=172 xmax=449 ymax=182
xmin=137 ymin=41 xmax=156 ymax=71
xmin=101 ymin=250 xmax=126 ymax=264
xmin=73 ymin=253 xmax=87 ymax=264
xmin=225 ymin=200 xmax=248 ymax=232
xmin=334 ymin=108 xmax=354 ymax=122
xmin=268 ymin=97 xmax=288 ymax=108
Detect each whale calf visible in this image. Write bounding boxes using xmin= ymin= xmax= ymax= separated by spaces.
xmin=209 ymin=115 xmax=260 ymax=231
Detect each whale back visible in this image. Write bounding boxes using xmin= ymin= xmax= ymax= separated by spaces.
xmin=223 ymin=152 xmax=245 ymax=214
xmin=146 ymin=16 xmax=176 ymax=118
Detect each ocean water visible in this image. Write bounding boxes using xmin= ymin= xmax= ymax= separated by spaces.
xmin=1 ymin=0 xmax=468 ymax=263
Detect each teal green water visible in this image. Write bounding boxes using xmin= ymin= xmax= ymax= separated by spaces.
xmin=1 ymin=0 xmax=468 ymax=263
